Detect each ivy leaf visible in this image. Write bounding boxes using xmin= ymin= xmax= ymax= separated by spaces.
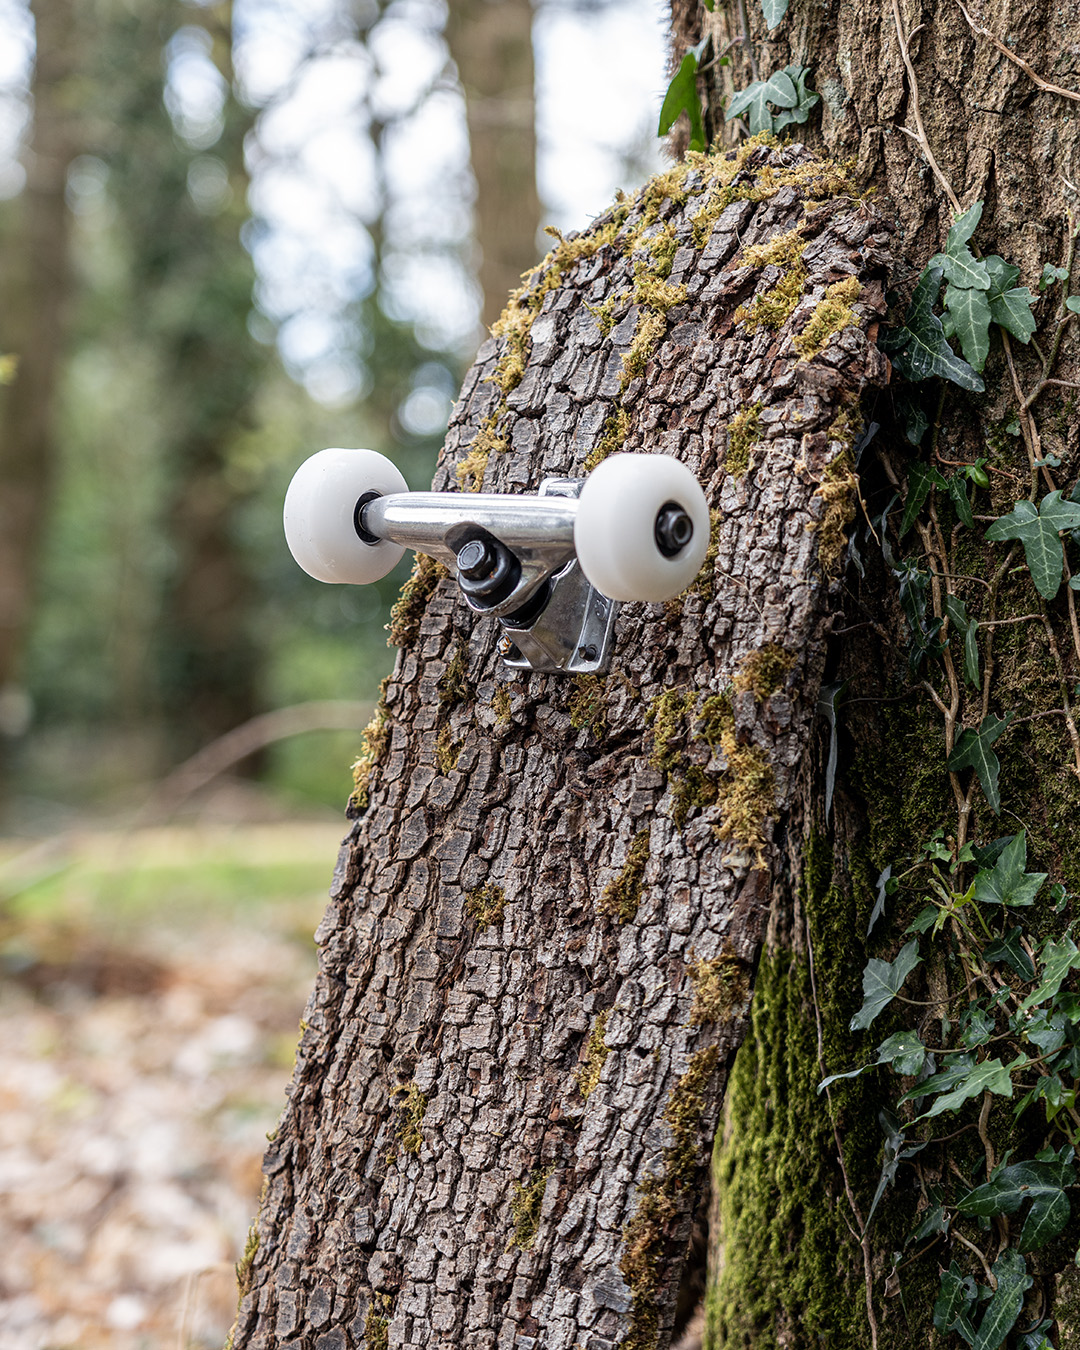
xmin=959 ymin=1005 xmax=995 ymax=1048
xmin=935 ymin=1263 xmax=977 ymax=1334
xmin=1018 ymin=934 xmax=1080 ymax=1015
xmin=944 ymin=594 xmax=980 ymax=686
xmin=881 ymin=267 xmax=986 ymax=391
xmin=985 ymin=256 xmax=1037 ymax=343
xmin=900 ymin=461 xmax=946 ymax=536
xmin=761 ymin=0 xmax=790 ymax=30
xmin=942 ymin=281 xmax=993 ymax=370
xmin=986 ymin=492 xmax=1080 ymax=600
xmin=771 ymin=65 xmax=820 ymax=130
xmin=973 ymin=1250 xmax=1031 ymax=1350
xmin=947 ymin=712 xmax=1013 ymax=815
xmin=984 ymin=926 xmax=1036 ymax=982
xmin=850 ymin=939 xmax=921 ymax=1031
xmin=972 ymin=832 xmax=1047 ymax=907
xmin=899 ymin=1052 xmax=974 ymax=1106
xmin=867 ymin=862 xmax=892 ymax=937
xmin=917 ymin=1055 xmax=1016 ymax=1120
xmin=877 ymin=1029 xmax=927 ymax=1076
xmin=658 ymin=47 xmax=707 ymax=150
xmin=948 ymin=473 xmax=975 ymax=529
xmin=1040 ymin=262 xmax=1069 ymax=291
xmin=817 ymin=681 xmax=845 ymax=823
xmin=929 ymin=202 xmax=991 ymax=291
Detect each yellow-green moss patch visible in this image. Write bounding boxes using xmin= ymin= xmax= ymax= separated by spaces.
xmin=456 ymin=419 xmax=509 ymax=491
xmin=435 ymin=724 xmax=461 ymax=775
xmin=715 ymin=727 xmax=775 ymax=867
xmin=600 ymin=828 xmax=651 ymax=923
xmin=670 ymin=764 xmax=719 ymax=831
xmin=688 ymin=951 xmax=750 ymax=1025
xmin=235 ymin=1225 xmax=258 ymax=1298
xmin=725 ymin=403 xmax=762 ymax=479
xmin=386 ymin=552 xmax=447 ymax=647
xmin=735 ymin=259 xmax=808 ymax=333
xmin=739 ymin=227 xmax=806 ymax=272
xmin=583 ymin=407 xmax=631 ymax=473
xmin=647 ymin=687 xmax=697 ymax=773
xmin=351 ymin=705 xmax=389 ymax=813
xmin=733 ymin=643 xmax=795 ymax=700
xmin=576 ymin=1010 xmax=610 ymax=1100
xmin=438 ymin=646 xmax=471 ymax=708
xmin=363 ymin=1293 xmax=394 ymax=1349
xmin=569 ymin=673 xmax=607 ymax=739
xmin=814 ymin=447 xmax=858 ymax=577
xmin=621 ymin=309 xmax=668 ymax=388
xmin=794 ymin=275 xmax=862 ymax=359
xmin=621 ymin=1047 xmax=719 ymax=1350
xmin=465 ymin=881 xmax=506 ymax=929
xmin=509 ymin=1165 xmax=555 ymax=1250
xmin=392 ymin=1083 xmax=427 ymax=1156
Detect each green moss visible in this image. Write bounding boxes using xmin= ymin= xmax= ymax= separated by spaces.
xmin=698 ymin=691 xmax=734 ymax=747
xmin=435 ymin=724 xmax=461 ymax=775
xmin=576 ymin=1009 xmax=610 ymax=1100
xmin=646 ymin=223 xmax=679 ymax=277
xmin=732 ymin=644 xmax=795 ymax=701
xmin=692 ymin=510 xmax=723 ymax=600
xmin=569 ymin=673 xmax=607 ymax=739
xmin=465 ymin=881 xmax=505 ymax=929
xmin=509 ymin=1165 xmax=555 ymax=1250
xmin=438 ymin=646 xmax=471 ymax=708
xmin=584 ymin=407 xmax=631 ymax=473
xmin=493 ymin=684 xmax=512 ymax=730
xmin=621 ymin=309 xmax=669 ymax=388
xmin=688 ymin=951 xmax=750 ymax=1025
xmin=386 ymin=552 xmax=447 ymax=648
xmin=735 ymin=261 xmax=808 ymax=334
xmin=740 ymin=228 xmax=806 ymax=272
xmin=392 ymin=1083 xmax=427 ymax=1156
xmin=600 ymin=828 xmax=651 ymax=923
xmin=632 ymin=266 xmax=687 ymax=314
xmin=350 ymin=704 xmax=389 ymax=813
xmin=813 ymin=446 xmax=858 ymax=578
xmin=622 ymin=1047 xmax=719 ymax=1350
xmin=794 ymin=275 xmax=862 ymax=359
xmin=714 ymin=726 xmax=775 ymax=868
xmin=364 ymin=1293 xmax=393 ymax=1349
xmin=235 ymin=1225 xmax=258 ymax=1297
xmin=456 ymin=418 xmax=509 ymax=491
xmin=726 ymin=404 xmax=762 ymax=480
xmin=647 ymin=687 xmax=697 ymax=773
xmin=671 ymin=764 xmax=719 ymax=831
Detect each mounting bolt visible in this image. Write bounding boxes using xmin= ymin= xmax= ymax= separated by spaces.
xmin=579 ymin=644 xmax=598 ymax=663
xmin=654 ymin=502 xmax=694 ymax=558
xmin=457 ymin=538 xmax=497 ymax=580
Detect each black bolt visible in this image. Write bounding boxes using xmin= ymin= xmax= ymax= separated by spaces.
xmin=579 ymin=644 xmax=598 ymax=663
xmin=654 ymin=502 xmax=694 ymax=558
xmin=457 ymin=538 xmax=496 ymax=580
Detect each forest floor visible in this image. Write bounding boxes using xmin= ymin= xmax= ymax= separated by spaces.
xmin=0 ymin=797 xmax=707 ymax=1350
xmin=0 ymin=807 xmax=339 ymax=1349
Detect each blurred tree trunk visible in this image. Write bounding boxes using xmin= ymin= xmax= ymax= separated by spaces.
xmin=107 ymin=0 xmax=265 ymax=758
xmin=445 ymin=0 xmax=542 ymax=329
xmin=0 ymin=0 xmax=81 ymax=783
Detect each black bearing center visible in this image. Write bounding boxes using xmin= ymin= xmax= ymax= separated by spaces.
xmin=654 ymin=501 xmax=694 ymax=558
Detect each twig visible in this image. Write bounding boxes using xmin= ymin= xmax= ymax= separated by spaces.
xmin=892 ymin=0 xmax=962 ymax=213
xmin=953 ymin=0 xmax=1080 ymax=103
xmin=953 ymin=1229 xmax=997 ymax=1288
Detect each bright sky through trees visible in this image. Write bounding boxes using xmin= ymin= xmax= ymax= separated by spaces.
xmin=0 ymin=0 xmax=666 ymax=406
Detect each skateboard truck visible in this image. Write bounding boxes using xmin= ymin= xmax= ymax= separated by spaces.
xmin=283 ymin=448 xmax=710 ymax=674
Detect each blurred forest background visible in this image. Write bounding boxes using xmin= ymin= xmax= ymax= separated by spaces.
xmin=0 ymin=1 xmax=667 ymax=1345
xmin=0 ymin=0 xmax=665 ymax=829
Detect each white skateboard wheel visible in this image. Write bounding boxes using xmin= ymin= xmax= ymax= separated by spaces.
xmin=284 ymin=447 xmax=409 ymax=584
xmin=574 ymin=453 xmax=710 ymax=602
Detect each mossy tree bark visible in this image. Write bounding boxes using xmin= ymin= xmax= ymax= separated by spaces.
xmin=232 ymin=144 xmax=894 ymax=1348
xmin=658 ymin=2 xmax=1080 ymax=1346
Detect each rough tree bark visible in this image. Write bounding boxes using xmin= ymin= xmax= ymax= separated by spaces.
xmin=232 ymin=139 xmax=892 ymax=1348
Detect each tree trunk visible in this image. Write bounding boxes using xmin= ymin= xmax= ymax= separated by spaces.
xmin=445 ymin=0 xmax=542 ymax=330
xmin=232 ymin=141 xmax=892 ymax=1347
xmin=664 ymin=2 xmax=1080 ymax=1346
xmin=0 ymin=0 xmax=80 ymax=780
